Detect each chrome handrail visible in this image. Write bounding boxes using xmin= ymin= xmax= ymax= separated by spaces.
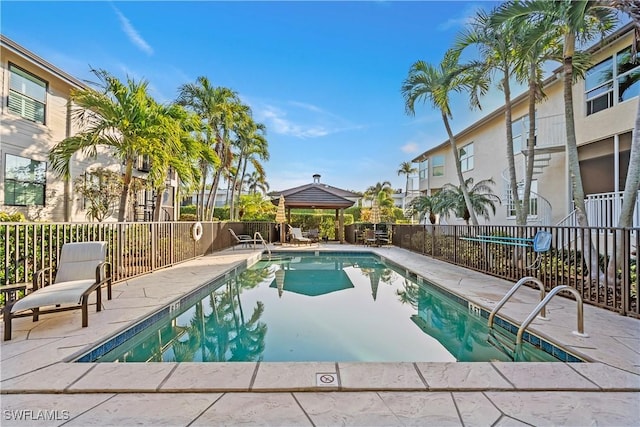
xmin=254 ymin=232 xmax=271 ymax=258
xmin=516 ymin=285 xmax=588 ymax=345
xmin=488 ymin=276 xmax=547 ymax=329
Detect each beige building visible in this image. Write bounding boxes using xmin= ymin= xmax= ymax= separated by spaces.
xmin=412 ymin=23 xmax=639 ymax=227
xmin=0 ymin=35 xmax=178 ymax=222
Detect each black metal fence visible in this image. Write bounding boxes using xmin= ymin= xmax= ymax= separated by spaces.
xmin=3 ymin=220 xmax=637 ymax=318
xmin=0 ymin=221 xmax=274 ymax=295
xmin=388 ymin=224 xmax=639 ymax=318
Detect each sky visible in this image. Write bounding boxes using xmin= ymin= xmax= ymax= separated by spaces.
xmin=1 ymin=0 xmax=515 ymax=194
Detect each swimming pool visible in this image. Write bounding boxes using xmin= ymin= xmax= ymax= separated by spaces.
xmin=78 ymin=252 xmax=581 ymax=363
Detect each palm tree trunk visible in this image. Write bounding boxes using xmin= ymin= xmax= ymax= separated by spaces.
xmin=207 ymin=169 xmax=222 ymax=221
xmin=153 ymin=189 xmax=163 ymax=222
xmin=607 ymin=96 xmax=640 ymax=284
xmin=521 ymin=62 xmax=537 ymax=225
xmin=197 ymin=162 xmax=208 ymax=221
xmin=229 ymin=156 xmax=244 ymax=221
xmin=118 ymin=158 xmax=134 ymax=222
xmin=442 ymin=112 xmax=479 ymax=226
xmin=563 ymin=37 xmax=601 ymax=282
xmin=503 ymin=68 xmax=525 ymax=226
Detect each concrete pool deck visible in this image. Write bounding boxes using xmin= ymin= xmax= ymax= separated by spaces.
xmin=1 ymin=243 xmax=639 ymax=426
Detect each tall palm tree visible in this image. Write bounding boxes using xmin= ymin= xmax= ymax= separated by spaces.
xmin=145 ymin=103 xmax=204 ymax=221
xmin=49 ymin=68 xmax=164 ymax=221
xmin=402 ymin=50 xmax=489 ymax=226
xmin=176 ymin=77 xmax=240 ymax=220
xmin=494 ymin=0 xmax=619 ymax=283
xmin=493 ymin=0 xmax=618 ymax=229
xmin=229 ymin=108 xmax=269 ymax=220
xmin=456 ymin=8 xmax=558 ymax=225
xmin=397 ymin=161 xmax=417 ymax=195
xmin=245 ymin=171 xmax=269 ymax=195
xmin=437 ymin=177 xmax=501 ymax=225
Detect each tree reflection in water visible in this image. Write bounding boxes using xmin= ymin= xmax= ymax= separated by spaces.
xmin=115 ymin=268 xmax=269 ymax=362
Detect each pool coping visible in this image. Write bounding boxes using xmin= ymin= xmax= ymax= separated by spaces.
xmin=1 ymin=244 xmax=639 ymax=395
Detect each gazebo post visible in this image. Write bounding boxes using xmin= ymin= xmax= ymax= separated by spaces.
xmin=339 ymin=208 xmax=345 ymax=243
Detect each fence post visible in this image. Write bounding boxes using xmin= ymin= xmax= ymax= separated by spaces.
xmin=151 ymin=222 xmax=157 ymax=271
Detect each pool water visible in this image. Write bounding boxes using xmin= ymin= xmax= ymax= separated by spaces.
xmin=94 ymin=253 xmax=561 ymax=363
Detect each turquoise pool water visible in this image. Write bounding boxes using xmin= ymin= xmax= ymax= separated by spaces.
xmin=85 ymin=253 xmax=572 ymax=363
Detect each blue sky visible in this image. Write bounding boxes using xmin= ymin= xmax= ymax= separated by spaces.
xmin=2 ymin=0 xmax=513 ymax=194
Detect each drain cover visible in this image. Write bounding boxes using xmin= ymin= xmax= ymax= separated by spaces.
xmin=316 ymin=372 xmax=338 ymax=387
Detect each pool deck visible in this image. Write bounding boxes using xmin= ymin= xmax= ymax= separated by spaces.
xmin=1 ymin=243 xmax=639 ymax=426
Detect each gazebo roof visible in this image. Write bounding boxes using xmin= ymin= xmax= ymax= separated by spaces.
xmin=270 ymin=174 xmax=360 ymax=209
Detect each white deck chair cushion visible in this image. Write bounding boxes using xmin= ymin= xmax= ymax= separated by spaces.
xmin=11 ymin=279 xmax=96 ymax=312
xmin=54 ymin=242 xmax=107 ymax=283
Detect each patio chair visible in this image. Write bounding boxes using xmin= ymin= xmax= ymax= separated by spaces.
xmin=364 ymin=229 xmax=377 ymax=246
xmin=3 ymin=241 xmax=112 ymax=341
xmin=289 ymin=226 xmax=312 ymax=245
xmin=229 ymin=229 xmax=259 ymax=249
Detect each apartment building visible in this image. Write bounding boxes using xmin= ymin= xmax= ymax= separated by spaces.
xmin=411 ymin=23 xmax=638 ymax=227
xmin=0 ymin=35 xmax=178 ymax=222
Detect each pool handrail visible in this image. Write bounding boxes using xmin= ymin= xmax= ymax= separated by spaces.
xmin=488 ymin=276 xmax=547 ymax=329
xmin=254 ymin=231 xmax=271 ymax=258
xmin=516 ymin=285 xmax=588 ymax=345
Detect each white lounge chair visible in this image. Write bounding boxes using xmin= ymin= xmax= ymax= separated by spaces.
xmin=229 ymin=229 xmax=259 ymax=249
xmin=3 ymin=241 xmax=112 ymax=341
xmin=289 ymin=227 xmax=312 ymax=245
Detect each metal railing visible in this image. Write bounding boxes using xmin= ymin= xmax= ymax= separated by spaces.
xmin=0 ymin=221 xmax=274 ymax=301
xmin=390 ymin=223 xmax=639 ymax=318
xmin=586 ymin=191 xmax=640 ymax=230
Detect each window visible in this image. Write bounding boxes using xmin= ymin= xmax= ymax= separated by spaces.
xmin=511 ymin=115 xmax=537 ymax=152
xmin=585 ymin=43 xmax=640 ymax=115
xmin=137 ymin=154 xmax=151 ymax=172
xmin=507 ymin=180 xmax=538 ymax=218
xmin=617 ymin=45 xmax=640 ymax=103
xmin=432 ymin=155 xmax=444 ymax=177
xmin=585 ymin=57 xmax=614 ymax=115
xmin=459 ymin=143 xmax=474 ymax=172
xmin=4 ymin=154 xmax=47 ymax=206
xmin=419 ymin=160 xmax=428 ymax=180
xmin=8 ymin=64 xmax=47 ymax=124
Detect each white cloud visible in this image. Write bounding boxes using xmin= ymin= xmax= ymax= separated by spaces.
xmin=401 ymin=142 xmax=419 ymax=153
xmin=436 ymin=3 xmax=487 ymax=31
xmin=250 ymin=99 xmax=363 ymax=139
xmin=259 ymin=105 xmax=330 ymax=138
xmin=113 ymin=7 xmax=154 ymax=56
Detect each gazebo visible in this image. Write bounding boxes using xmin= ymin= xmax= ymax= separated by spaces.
xmin=270 ymin=174 xmax=359 ymax=243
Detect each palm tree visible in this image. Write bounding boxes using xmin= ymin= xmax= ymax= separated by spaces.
xmin=402 ymin=50 xmax=489 ymax=226
xmin=456 ymin=8 xmax=558 ymax=225
xmin=494 ymin=0 xmax=621 ymax=283
xmin=49 ymin=68 xmax=165 ymax=221
xmin=364 ymin=181 xmax=393 ymax=204
xmin=245 ymin=171 xmax=269 ymax=195
xmin=397 ymin=161 xmax=417 ymax=195
xmin=437 ymin=177 xmax=501 ymax=225
xmin=229 ymin=109 xmax=269 ymax=220
xmin=176 ymin=77 xmax=241 ymax=220
xmin=493 ymin=0 xmax=618 ymax=229
xmin=145 ymin=102 xmax=205 ymax=221
xmin=408 ymin=193 xmax=442 ymax=225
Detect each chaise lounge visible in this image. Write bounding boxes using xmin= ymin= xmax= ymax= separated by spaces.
xmin=3 ymin=241 xmax=112 ymax=341
xmin=229 ymin=229 xmax=260 ymax=249
xmin=289 ymin=226 xmax=313 ymax=245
